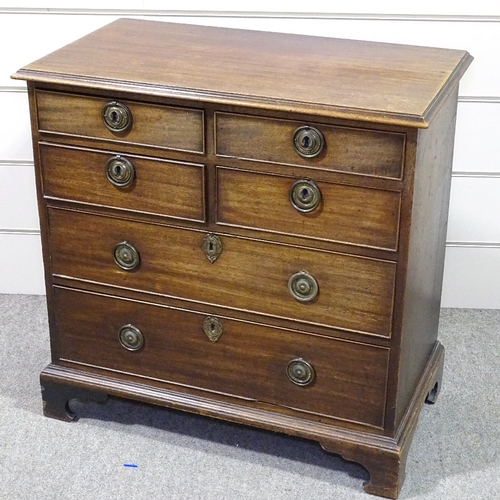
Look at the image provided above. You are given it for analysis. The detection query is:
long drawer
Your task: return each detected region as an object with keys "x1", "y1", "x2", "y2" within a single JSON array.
[
  {"x1": 47, "y1": 208, "x2": 396, "y2": 337},
  {"x1": 36, "y1": 91, "x2": 205, "y2": 153},
  {"x1": 54, "y1": 286, "x2": 390, "y2": 428},
  {"x1": 40, "y1": 144, "x2": 206, "y2": 222},
  {"x1": 216, "y1": 166, "x2": 400, "y2": 250}
]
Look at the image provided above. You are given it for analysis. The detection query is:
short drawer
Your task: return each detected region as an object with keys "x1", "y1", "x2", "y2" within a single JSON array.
[
  {"x1": 36, "y1": 91, "x2": 204, "y2": 153},
  {"x1": 54, "y1": 286, "x2": 390, "y2": 428},
  {"x1": 40, "y1": 144, "x2": 205, "y2": 222},
  {"x1": 48, "y1": 208, "x2": 396, "y2": 337},
  {"x1": 217, "y1": 167, "x2": 400, "y2": 250},
  {"x1": 215, "y1": 112, "x2": 405, "y2": 179}
]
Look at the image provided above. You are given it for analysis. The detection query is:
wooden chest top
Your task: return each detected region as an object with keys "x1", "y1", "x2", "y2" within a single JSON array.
[{"x1": 13, "y1": 18, "x2": 472, "y2": 127}]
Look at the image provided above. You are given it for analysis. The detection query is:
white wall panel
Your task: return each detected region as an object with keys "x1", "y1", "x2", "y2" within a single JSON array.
[
  {"x1": 442, "y1": 246, "x2": 500, "y2": 309},
  {"x1": 2, "y1": 2, "x2": 500, "y2": 16},
  {"x1": 0, "y1": 164, "x2": 38, "y2": 229},
  {"x1": 447, "y1": 178, "x2": 500, "y2": 243},
  {"x1": 0, "y1": 91, "x2": 33, "y2": 161},
  {"x1": 0, "y1": 1, "x2": 142, "y2": 8},
  {"x1": 454, "y1": 102, "x2": 500, "y2": 173},
  {"x1": 0, "y1": 233, "x2": 44, "y2": 294},
  {"x1": 1, "y1": 15, "x2": 118, "y2": 88}
]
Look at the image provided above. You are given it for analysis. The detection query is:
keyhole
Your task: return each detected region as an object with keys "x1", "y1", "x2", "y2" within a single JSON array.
[
  {"x1": 301, "y1": 135, "x2": 311, "y2": 149},
  {"x1": 210, "y1": 322, "x2": 216, "y2": 333},
  {"x1": 110, "y1": 110, "x2": 119, "y2": 123},
  {"x1": 300, "y1": 187, "x2": 309, "y2": 200},
  {"x1": 209, "y1": 242, "x2": 214, "y2": 252},
  {"x1": 114, "y1": 164, "x2": 122, "y2": 176}
]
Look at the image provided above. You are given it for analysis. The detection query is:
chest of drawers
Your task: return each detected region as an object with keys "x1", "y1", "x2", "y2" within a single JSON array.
[{"x1": 13, "y1": 19, "x2": 472, "y2": 498}]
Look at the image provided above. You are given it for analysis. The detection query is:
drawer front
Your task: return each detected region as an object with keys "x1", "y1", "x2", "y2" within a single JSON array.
[
  {"x1": 48, "y1": 208, "x2": 396, "y2": 337},
  {"x1": 215, "y1": 112, "x2": 405, "y2": 179},
  {"x1": 36, "y1": 91, "x2": 204, "y2": 153},
  {"x1": 40, "y1": 144, "x2": 205, "y2": 222},
  {"x1": 54, "y1": 286, "x2": 389, "y2": 427},
  {"x1": 217, "y1": 167, "x2": 400, "y2": 250}
]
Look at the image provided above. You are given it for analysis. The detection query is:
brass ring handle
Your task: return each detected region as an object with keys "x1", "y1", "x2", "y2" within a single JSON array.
[
  {"x1": 288, "y1": 271, "x2": 319, "y2": 302},
  {"x1": 105, "y1": 155, "x2": 135, "y2": 187},
  {"x1": 113, "y1": 241, "x2": 140, "y2": 271},
  {"x1": 118, "y1": 324, "x2": 144, "y2": 351},
  {"x1": 287, "y1": 358, "x2": 315, "y2": 386},
  {"x1": 102, "y1": 101, "x2": 132, "y2": 133},
  {"x1": 292, "y1": 126, "x2": 325, "y2": 158},
  {"x1": 289, "y1": 179, "x2": 322, "y2": 213}
]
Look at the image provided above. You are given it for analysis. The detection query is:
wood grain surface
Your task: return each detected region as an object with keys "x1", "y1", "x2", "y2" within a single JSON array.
[
  {"x1": 54, "y1": 286, "x2": 390, "y2": 428},
  {"x1": 215, "y1": 112, "x2": 405, "y2": 178},
  {"x1": 47, "y1": 207, "x2": 396, "y2": 337},
  {"x1": 13, "y1": 19, "x2": 472, "y2": 126},
  {"x1": 216, "y1": 166, "x2": 400, "y2": 250},
  {"x1": 40, "y1": 143, "x2": 206, "y2": 222},
  {"x1": 36, "y1": 90, "x2": 205, "y2": 153}
]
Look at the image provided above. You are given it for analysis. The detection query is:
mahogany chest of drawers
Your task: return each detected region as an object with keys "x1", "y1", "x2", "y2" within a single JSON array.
[{"x1": 13, "y1": 19, "x2": 472, "y2": 498}]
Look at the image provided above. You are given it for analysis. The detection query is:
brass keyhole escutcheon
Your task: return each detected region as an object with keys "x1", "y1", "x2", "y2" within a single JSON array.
[
  {"x1": 102, "y1": 101, "x2": 132, "y2": 133},
  {"x1": 118, "y1": 324, "x2": 144, "y2": 351},
  {"x1": 203, "y1": 316, "x2": 223, "y2": 343},
  {"x1": 113, "y1": 241, "x2": 140, "y2": 271},
  {"x1": 286, "y1": 358, "x2": 315, "y2": 386},
  {"x1": 202, "y1": 234, "x2": 222, "y2": 263},
  {"x1": 292, "y1": 126, "x2": 325, "y2": 158},
  {"x1": 105, "y1": 155, "x2": 135, "y2": 187},
  {"x1": 288, "y1": 271, "x2": 319, "y2": 302},
  {"x1": 289, "y1": 179, "x2": 322, "y2": 213}
]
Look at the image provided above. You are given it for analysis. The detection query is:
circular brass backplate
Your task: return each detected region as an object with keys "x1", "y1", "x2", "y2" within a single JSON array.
[
  {"x1": 118, "y1": 324, "x2": 144, "y2": 351},
  {"x1": 113, "y1": 241, "x2": 140, "y2": 271},
  {"x1": 292, "y1": 126, "x2": 325, "y2": 158},
  {"x1": 288, "y1": 271, "x2": 319, "y2": 302},
  {"x1": 102, "y1": 101, "x2": 132, "y2": 133},
  {"x1": 287, "y1": 358, "x2": 315, "y2": 386},
  {"x1": 289, "y1": 179, "x2": 322, "y2": 213},
  {"x1": 105, "y1": 155, "x2": 135, "y2": 187}
]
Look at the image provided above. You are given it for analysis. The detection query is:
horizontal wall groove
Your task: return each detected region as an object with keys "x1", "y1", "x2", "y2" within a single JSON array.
[
  {"x1": 459, "y1": 96, "x2": 500, "y2": 103},
  {"x1": 0, "y1": 86, "x2": 27, "y2": 93},
  {"x1": 0, "y1": 229, "x2": 497, "y2": 248},
  {"x1": 446, "y1": 242, "x2": 500, "y2": 248},
  {"x1": 3, "y1": 88, "x2": 500, "y2": 104},
  {"x1": 452, "y1": 171, "x2": 500, "y2": 178},
  {"x1": 3, "y1": 161, "x2": 500, "y2": 179},
  {"x1": 0, "y1": 160, "x2": 34, "y2": 168},
  {"x1": 1, "y1": 9, "x2": 500, "y2": 22},
  {"x1": 0, "y1": 228, "x2": 40, "y2": 236}
]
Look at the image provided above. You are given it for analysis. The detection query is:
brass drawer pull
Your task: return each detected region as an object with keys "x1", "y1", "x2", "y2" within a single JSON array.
[
  {"x1": 105, "y1": 155, "x2": 135, "y2": 187},
  {"x1": 113, "y1": 241, "x2": 140, "y2": 271},
  {"x1": 289, "y1": 179, "x2": 322, "y2": 213},
  {"x1": 118, "y1": 324, "x2": 144, "y2": 351},
  {"x1": 203, "y1": 316, "x2": 223, "y2": 343},
  {"x1": 287, "y1": 358, "x2": 315, "y2": 386},
  {"x1": 292, "y1": 125, "x2": 325, "y2": 158},
  {"x1": 102, "y1": 101, "x2": 132, "y2": 133},
  {"x1": 288, "y1": 271, "x2": 319, "y2": 302}
]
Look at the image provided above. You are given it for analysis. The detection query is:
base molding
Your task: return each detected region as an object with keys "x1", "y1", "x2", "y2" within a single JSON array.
[{"x1": 40, "y1": 341, "x2": 445, "y2": 499}]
